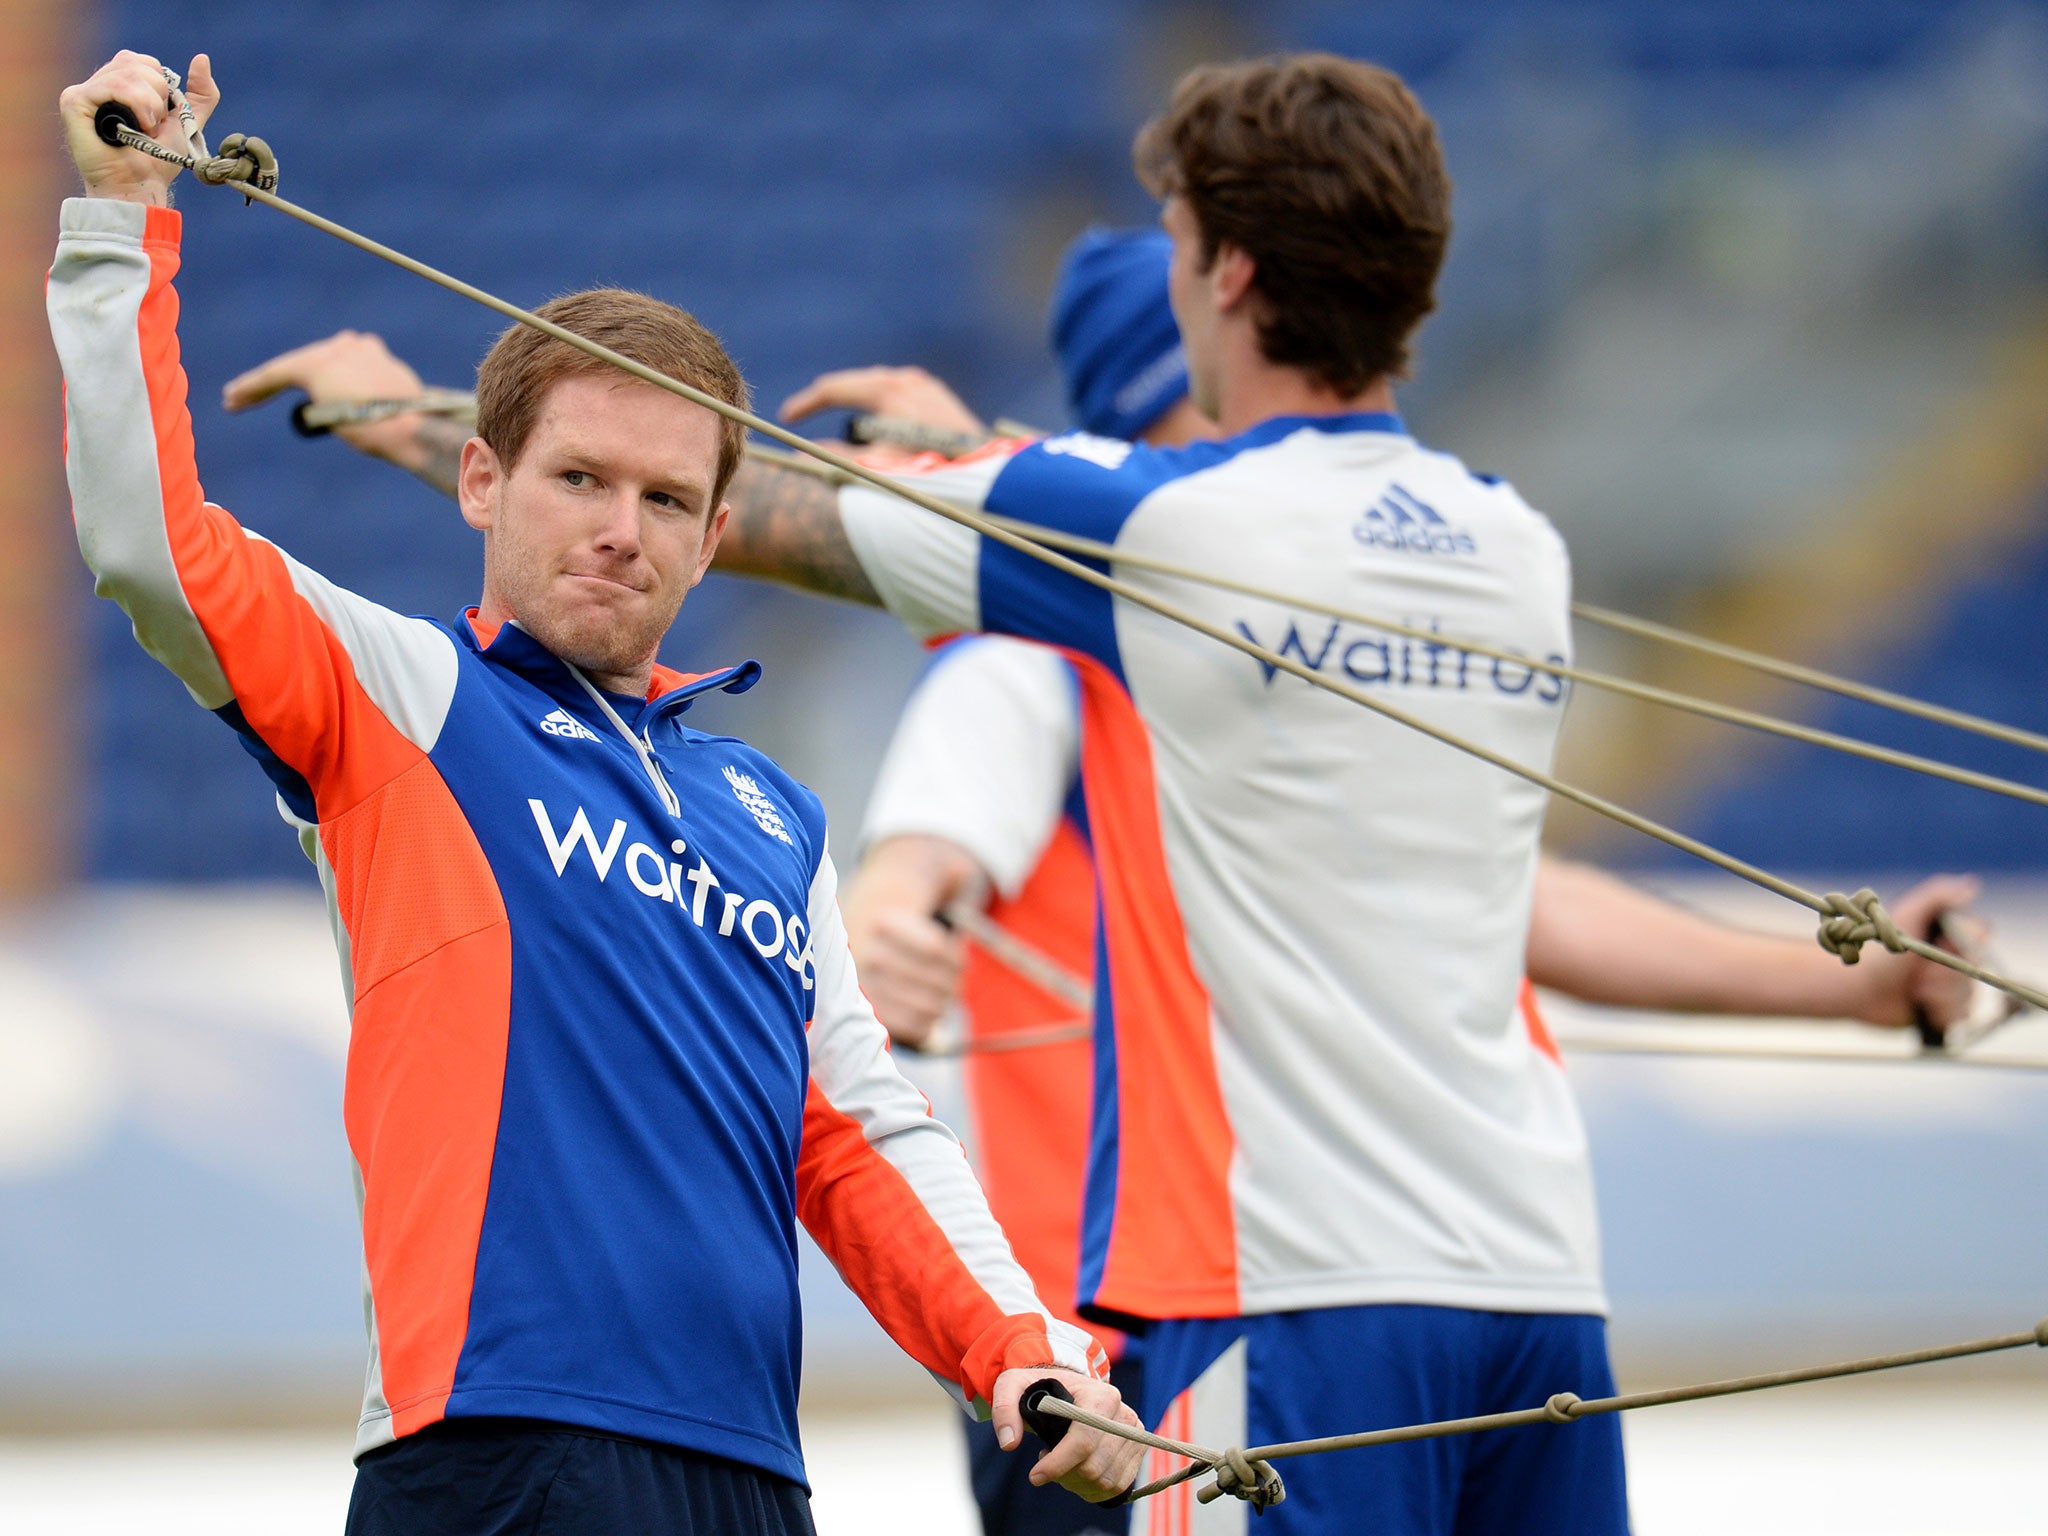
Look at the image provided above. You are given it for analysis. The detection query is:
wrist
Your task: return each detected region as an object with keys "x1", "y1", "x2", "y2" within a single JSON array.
[
  {"x1": 967, "y1": 1314, "x2": 1097, "y2": 1403},
  {"x1": 393, "y1": 415, "x2": 472, "y2": 496},
  {"x1": 1766, "y1": 941, "x2": 1876, "y2": 1021},
  {"x1": 82, "y1": 178, "x2": 170, "y2": 207},
  {"x1": 348, "y1": 414, "x2": 431, "y2": 469}
]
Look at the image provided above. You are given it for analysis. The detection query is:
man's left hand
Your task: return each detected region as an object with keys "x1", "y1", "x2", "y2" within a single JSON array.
[
  {"x1": 840, "y1": 833, "x2": 983, "y2": 1050},
  {"x1": 989, "y1": 1365, "x2": 1145, "y2": 1503},
  {"x1": 779, "y1": 365, "x2": 987, "y2": 437},
  {"x1": 59, "y1": 51, "x2": 218, "y2": 206},
  {"x1": 223, "y1": 330, "x2": 435, "y2": 465}
]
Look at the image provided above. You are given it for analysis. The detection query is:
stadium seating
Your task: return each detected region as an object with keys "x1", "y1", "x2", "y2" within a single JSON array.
[
  {"x1": 89, "y1": 0, "x2": 2048, "y2": 878},
  {"x1": 1677, "y1": 507, "x2": 2048, "y2": 872}
]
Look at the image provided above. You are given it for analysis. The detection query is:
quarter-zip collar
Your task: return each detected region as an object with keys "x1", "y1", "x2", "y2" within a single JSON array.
[
  {"x1": 566, "y1": 664, "x2": 684, "y2": 816},
  {"x1": 455, "y1": 609, "x2": 763, "y2": 814},
  {"x1": 642, "y1": 659, "x2": 764, "y2": 729},
  {"x1": 457, "y1": 608, "x2": 761, "y2": 731}
]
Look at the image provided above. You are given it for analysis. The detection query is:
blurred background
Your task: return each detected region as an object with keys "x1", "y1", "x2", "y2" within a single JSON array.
[{"x1": 4, "y1": 1, "x2": 2048, "y2": 1530}]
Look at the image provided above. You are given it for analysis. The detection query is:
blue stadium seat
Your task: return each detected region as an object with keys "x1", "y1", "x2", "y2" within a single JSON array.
[
  {"x1": 87, "y1": 0, "x2": 2048, "y2": 878},
  {"x1": 1668, "y1": 506, "x2": 2048, "y2": 873}
]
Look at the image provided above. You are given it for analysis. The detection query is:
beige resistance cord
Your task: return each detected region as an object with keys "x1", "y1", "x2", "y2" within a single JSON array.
[
  {"x1": 745, "y1": 442, "x2": 2048, "y2": 812},
  {"x1": 1018, "y1": 1318, "x2": 2048, "y2": 1509},
  {"x1": 104, "y1": 89, "x2": 2048, "y2": 1518},
  {"x1": 109, "y1": 109, "x2": 2048, "y2": 1016}
]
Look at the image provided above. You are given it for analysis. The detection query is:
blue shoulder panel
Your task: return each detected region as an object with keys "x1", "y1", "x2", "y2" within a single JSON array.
[
  {"x1": 979, "y1": 415, "x2": 1408, "y2": 679},
  {"x1": 216, "y1": 699, "x2": 316, "y2": 825},
  {"x1": 979, "y1": 438, "x2": 1170, "y2": 679}
]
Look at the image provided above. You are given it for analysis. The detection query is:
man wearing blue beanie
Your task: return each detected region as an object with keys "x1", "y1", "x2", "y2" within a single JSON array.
[
  {"x1": 839, "y1": 232, "x2": 1221, "y2": 1536},
  {"x1": 1049, "y1": 229, "x2": 1202, "y2": 446}
]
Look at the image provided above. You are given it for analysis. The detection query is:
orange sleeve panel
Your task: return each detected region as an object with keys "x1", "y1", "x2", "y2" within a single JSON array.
[
  {"x1": 126, "y1": 209, "x2": 427, "y2": 815},
  {"x1": 53, "y1": 200, "x2": 514, "y2": 1443},
  {"x1": 1066, "y1": 652, "x2": 1241, "y2": 1319},
  {"x1": 797, "y1": 1081, "x2": 1064, "y2": 1403}
]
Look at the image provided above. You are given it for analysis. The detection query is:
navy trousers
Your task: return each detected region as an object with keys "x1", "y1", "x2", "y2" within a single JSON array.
[
  {"x1": 345, "y1": 1417, "x2": 816, "y2": 1536},
  {"x1": 1139, "y1": 1306, "x2": 1629, "y2": 1536}
]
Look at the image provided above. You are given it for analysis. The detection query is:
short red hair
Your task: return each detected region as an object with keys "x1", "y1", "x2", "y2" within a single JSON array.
[{"x1": 475, "y1": 288, "x2": 750, "y2": 502}]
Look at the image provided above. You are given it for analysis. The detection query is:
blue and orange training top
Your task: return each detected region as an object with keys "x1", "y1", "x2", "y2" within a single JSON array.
[{"x1": 48, "y1": 198, "x2": 1105, "y2": 1485}]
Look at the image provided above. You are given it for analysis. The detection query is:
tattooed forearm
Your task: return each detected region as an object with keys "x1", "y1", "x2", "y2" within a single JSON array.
[
  {"x1": 716, "y1": 458, "x2": 881, "y2": 606},
  {"x1": 408, "y1": 415, "x2": 471, "y2": 500}
]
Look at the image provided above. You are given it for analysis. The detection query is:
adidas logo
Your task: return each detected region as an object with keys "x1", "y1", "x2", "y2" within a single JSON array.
[
  {"x1": 1041, "y1": 432, "x2": 1133, "y2": 471},
  {"x1": 1352, "y1": 483, "x2": 1476, "y2": 557},
  {"x1": 725, "y1": 765, "x2": 794, "y2": 845},
  {"x1": 539, "y1": 708, "x2": 601, "y2": 743}
]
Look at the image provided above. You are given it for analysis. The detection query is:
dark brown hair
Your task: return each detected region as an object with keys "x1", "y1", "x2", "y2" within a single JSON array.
[
  {"x1": 1134, "y1": 53, "x2": 1452, "y2": 393},
  {"x1": 475, "y1": 289, "x2": 750, "y2": 504}
]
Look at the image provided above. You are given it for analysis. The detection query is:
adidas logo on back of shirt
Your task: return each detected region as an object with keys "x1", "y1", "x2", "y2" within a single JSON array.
[
  {"x1": 539, "y1": 708, "x2": 601, "y2": 743},
  {"x1": 1353, "y1": 483, "x2": 1477, "y2": 557}
]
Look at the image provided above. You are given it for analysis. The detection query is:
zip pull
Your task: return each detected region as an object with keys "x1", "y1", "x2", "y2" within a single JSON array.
[
  {"x1": 639, "y1": 726, "x2": 684, "y2": 819},
  {"x1": 567, "y1": 666, "x2": 682, "y2": 818}
]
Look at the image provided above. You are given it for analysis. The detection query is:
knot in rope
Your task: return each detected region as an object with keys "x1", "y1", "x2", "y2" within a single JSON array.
[
  {"x1": 193, "y1": 133, "x2": 279, "y2": 196},
  {"x1": 1816, "y1": 888, "x2": 1906, "y2": 966},
  {"x1": 1197, "y1": 1448, "x2": 1286, "y2": 1511},
  {"x1": 1543, "y1": 1392, "x2": 1583, "y2": 1422}
]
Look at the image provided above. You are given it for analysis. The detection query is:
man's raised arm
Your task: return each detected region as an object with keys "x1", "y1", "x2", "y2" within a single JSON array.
[
  {"x1": 1527, "y1": 861, "x2": 1980, "y2": 1032},
  {"x1": 220, "y1": 332, "x2": 889, "y2": 605},
  {"x1": 52, "y1": 51, "x2": 464, "y2": 819},
  {"x1": 716, "y1": 362, "x2": 998, "y2": 605}
]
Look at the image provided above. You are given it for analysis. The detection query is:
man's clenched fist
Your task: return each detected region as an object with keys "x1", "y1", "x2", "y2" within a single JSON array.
[{"x1": 60, "y1": 51, "x2": 218, "y2": 205}]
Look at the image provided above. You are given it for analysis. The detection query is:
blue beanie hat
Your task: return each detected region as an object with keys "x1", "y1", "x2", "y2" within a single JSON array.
[{"x1": 1049, "y1": 227, "x2": 1190, "y2": 440}]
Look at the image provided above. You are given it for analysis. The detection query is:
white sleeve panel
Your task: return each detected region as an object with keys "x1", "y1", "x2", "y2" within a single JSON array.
[
  {"x1": 838, "y1": 453, "x2": 1015, "y2": 639},
  {"x1": 801, "y1": 849, "x2": 1098, "y2": 1409},
  {"x1": 50, "y1": 198, "x2": 232, "y2": 708},
  {"x1": 49, "y1": 199, "x2": 459, "y2": 765},
  {"x1": 860, "y1": 638, "x2": 1080, "y2": 899},
  {"x1": 268, "y1": 542, "x2": 459, "y2": 753}
]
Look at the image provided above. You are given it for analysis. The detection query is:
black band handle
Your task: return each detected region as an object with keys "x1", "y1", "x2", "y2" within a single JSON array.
[
  {"x1": 1911, "y1": 912, "x2": 1951, "y2": 1050},
  {"x1": 1019, "y1": 1377, "x2": 1076, "y2": 1448},
  {"x1": 95, "y1": 100, "x2": 142, "y2": 148},
  {"x1": 289, "y1": 400, "x2": 331, "y2": 438},
  {"x1": 1018, "y1": 1376, "x2": 1139, "y2": 1509}
]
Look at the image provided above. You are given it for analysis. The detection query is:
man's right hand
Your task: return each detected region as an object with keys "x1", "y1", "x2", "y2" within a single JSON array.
[
  {"x1": 60, "y1": 51, "x2": 219, "y2": 207},
  {"x1": 224, "y1": 331, "x2": 452, "y2": 473},
  {"x1": 1838, "y1": 873, "x2": 1983, "y2": 1032}
]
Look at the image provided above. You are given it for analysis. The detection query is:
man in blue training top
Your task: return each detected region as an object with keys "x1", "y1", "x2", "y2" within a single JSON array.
[{"x1": 52, "y1": 47, "x2": 1141, "y2": 1536}]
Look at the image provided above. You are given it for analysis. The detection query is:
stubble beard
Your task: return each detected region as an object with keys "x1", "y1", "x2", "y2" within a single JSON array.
[
  {"x1": 534, "y1": 604, "x2": 659, "y2": 682},
  {"x1": 493, "y1": 552, "x2": 678, "y2": 687}
]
